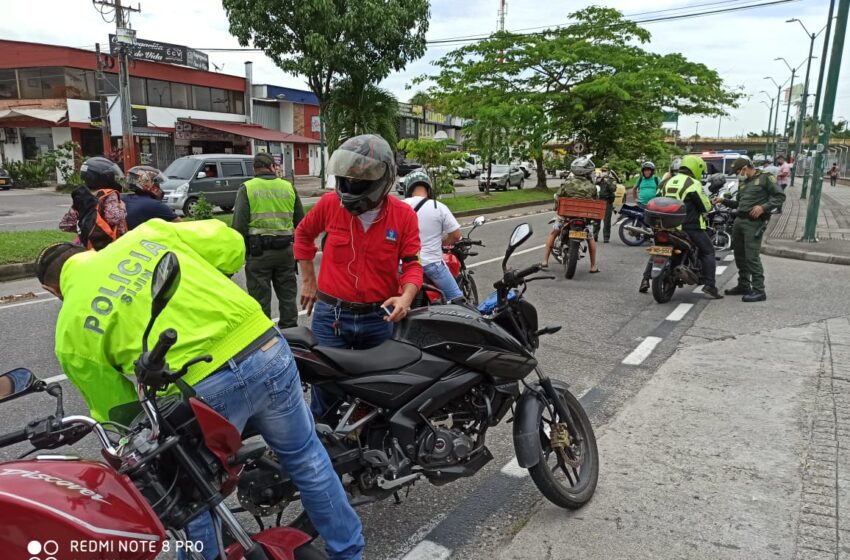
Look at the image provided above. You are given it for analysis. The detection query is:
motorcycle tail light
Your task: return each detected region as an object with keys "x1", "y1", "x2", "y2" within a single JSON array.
[
  {"x1": 656, "y1": 232, "x2": 670, "y2": 243},
  {"x1": 574, "y1": 220, "x2": 585, "y2": 227}
]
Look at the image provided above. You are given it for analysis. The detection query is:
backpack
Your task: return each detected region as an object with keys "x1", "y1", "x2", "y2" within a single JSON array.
[{"x1": 70, "y1": 187, "x2": 128, "y2": 250}]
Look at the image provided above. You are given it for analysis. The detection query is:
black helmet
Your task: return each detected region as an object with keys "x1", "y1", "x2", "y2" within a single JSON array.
[
  {"x1": 641, "y1": 161, "x2": 656, "y2": 172},
  {"x1": 329, "y1": 135, "x2": 396, "y2": 215},
  {"x1": 80, "y1": 156, "x2": 124, "y2": 190}
]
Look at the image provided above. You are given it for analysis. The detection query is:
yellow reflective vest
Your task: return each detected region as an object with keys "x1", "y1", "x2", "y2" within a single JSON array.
[{"x1": 245, "y1": 177, "x2": 296, "y2": 235}]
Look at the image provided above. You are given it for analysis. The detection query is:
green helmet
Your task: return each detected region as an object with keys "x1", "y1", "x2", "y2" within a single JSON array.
[
  {"x1": 402, "y1": 169, "x2": 432, "y2": 198},
  {"x1": 679, "y1": 155, "x2": 706, "y2": 179}
]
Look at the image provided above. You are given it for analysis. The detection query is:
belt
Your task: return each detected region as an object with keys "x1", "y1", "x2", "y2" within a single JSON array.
[
  {"x1": 317, "y1": 291, "x2": 384, "y2": 314},
  {"x1": 211, "y1": 326, "x2": 279, "y2": 375}
]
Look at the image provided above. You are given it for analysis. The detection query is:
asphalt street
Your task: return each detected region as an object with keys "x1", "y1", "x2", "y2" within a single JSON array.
[{"x1": 0, "y1": 205, "x2": 738, "y2": 559}]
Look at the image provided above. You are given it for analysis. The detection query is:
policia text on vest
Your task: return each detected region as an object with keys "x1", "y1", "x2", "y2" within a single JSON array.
[{"x1": 232, "y1": 168, "x2": 305, "y2": 329}]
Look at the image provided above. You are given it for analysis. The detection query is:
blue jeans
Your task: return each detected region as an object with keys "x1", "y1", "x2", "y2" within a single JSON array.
[
  {"x1": 186, "y1": 334, "x2": 364, "y2": 560},
  {"x1": 423, "y1": 260, "x2": 463, "y2": 301},
  {"x1": 309, "y1": 300, "x2": 393, "y2": 417}
]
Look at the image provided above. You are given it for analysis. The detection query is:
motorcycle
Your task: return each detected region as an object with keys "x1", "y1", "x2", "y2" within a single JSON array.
[
  {"x1": 436, "y1": 215, "x2": 486, "y2": 305},
  {"x1": 0, "y1": 253, "x2": 321, "y2": 560},
  {"x1": 706, "y1": 204, "x2": 735, "y2": 252},
  {"x1": 643, "y1": 197, "x2": 703, "y2": 304},
  {"x1": 616, "y1": 202, "x2": 652, "y2": 246},
  {"x1": 265, "y1": 223, "x2": 598, "y2": 527},
  {"x1": 550, "y1": 197, "x2": 607, "y2": 279}
]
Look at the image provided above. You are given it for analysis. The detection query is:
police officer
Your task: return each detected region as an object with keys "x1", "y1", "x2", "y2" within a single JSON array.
[
  {"x1": 715, "y1": 156, "x2": 785, "y2": 302},
  {"x1": 655, "y1": 154, "x2": 722, "y2": 299},
  {"x1": 597, "y1": 163, "x2": 617, "y2": 242},
  {"x1": 232, "y1": 152, "x2": 304, "y2": 328}
]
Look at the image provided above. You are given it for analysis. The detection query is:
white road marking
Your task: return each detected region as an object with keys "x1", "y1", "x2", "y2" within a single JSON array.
[
  {"x1": 692, "y1": 284, "x2": 705, "y2": 293},
  {"x1": 665, "y1": 303, "x2": 693, "y2": 322},
  {"x1": 716, "y1": 265, "x2": 727, "y2": 275},
  {"x1": 401, "y1": 540, "x2": 452, "y2": 560},
  {"x1": 724, "y1": 254, "x2": 735, "y2": 262},
  {"x1": 0, "y1": 297, "x2": 59, "y2": 311},
  {"x1": 500, "y1": 457, "x2": 529, "y2": 478},
  {"x1": 622, "y1": 336, "x2": 663, "y2": 365},
  {"x1": 467, "y1": 244, "x2": 546, "y2": 269}
]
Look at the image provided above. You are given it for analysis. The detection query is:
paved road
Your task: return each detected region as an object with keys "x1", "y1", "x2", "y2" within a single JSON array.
[{"x1": 0, "y1": 205, "x2": 725, "y2": 559}]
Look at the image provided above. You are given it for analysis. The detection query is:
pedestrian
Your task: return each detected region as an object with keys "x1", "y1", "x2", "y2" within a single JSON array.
[
  {"x1": 632, "y1": 161, "x2": 660, "y2": 206},
  {"x1": 58, "y1": 156, "x2": 127, "y2": 249},
  {"x1": 661, "y1": 157, "x2": 681, "y2": 182},
  {"x1": 123, "y1": 165, "x2": 180, "y2": 229},
  {"x1": 715, "y1": 156, "x2": 786, "y2": 302},
  {"x1": 597, "y1": 163, "x2": 617, "y2": 242},
  {"x1": 35, "y1": 220, "x2": 365, "y2": 559},
  {"x1": 652, "y1": 155, "x2": 722, "y2": 299},
  {"x1": 776, "y1": 155, "x2": 791, "y2": 191},
  {"x1": 232, "y1": 152, "x2": 304, "y2": 329},
  {"x1": 829, "y1": 163, "x2": 839, "y2": 187},
  {"x1": 294, "y1": 134, "x2": 422, "y2": 417},
  {"x1": 402, "y1": 169, "x2": 463, "y2": 301}
]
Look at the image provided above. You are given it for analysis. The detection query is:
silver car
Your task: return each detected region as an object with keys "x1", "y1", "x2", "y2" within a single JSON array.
[{"x1": 478, "y1": 164, "x2": 525, "y2": 191}]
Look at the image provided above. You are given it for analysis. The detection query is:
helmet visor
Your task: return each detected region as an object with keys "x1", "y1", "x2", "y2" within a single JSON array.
[{"x1": 328, "y1": 149, "x2": 387, "y2": 181}]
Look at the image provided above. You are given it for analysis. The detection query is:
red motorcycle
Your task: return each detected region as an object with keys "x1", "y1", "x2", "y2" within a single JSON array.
[
  {"x1": 0, "y1": 252, "x2": 322, "y2": 560},
  {"x1": 425, "y1": 215, "x2": 486, "y2": 305}
]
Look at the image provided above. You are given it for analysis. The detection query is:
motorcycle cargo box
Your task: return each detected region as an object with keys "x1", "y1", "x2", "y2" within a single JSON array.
[
  {"x1": 557, "y1": 197, "x2": 606, "y2": 220},
  {"x1": 645, "y1": 197, "x2": 687, "y2": 228}
]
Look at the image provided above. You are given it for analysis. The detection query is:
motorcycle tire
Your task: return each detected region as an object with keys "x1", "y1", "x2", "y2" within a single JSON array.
[
  {"x1": 460, "y1": 273, "x2": 479, "y2": 306},
  {"x1": 651, "y1": 270, "x2": 676, "y2": 303},
  {"x1": 712, "y1": 230, "x2": 731, "y2": 251},
  {"x1": 618, "y1": 218, "x2": 649, "y2": 247},
  {"x1": 295, "y1": 543, "x2": 327, "y2": 560},
  {"x1": 565, "y1": 240, "x2": 580, "y2": 279},
  {"x1": 528, "y1": 386, "x2": 599, "y2": 509}
]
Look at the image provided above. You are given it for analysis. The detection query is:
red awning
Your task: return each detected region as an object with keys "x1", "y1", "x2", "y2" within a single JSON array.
[{"x1": 180, "y1": 119, "x2": 319, "y2": 144}]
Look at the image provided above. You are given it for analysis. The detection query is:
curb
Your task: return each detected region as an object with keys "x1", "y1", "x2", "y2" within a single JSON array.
[
  {"x1": 762, "y1": 241, "x2": 850, "y2": 266},
  {"x1": 452, "y1": 199, "x2": 551, "y2": 218},
  {"x1": 0, "y1": 262, "x2": 37, "y2": 282}
]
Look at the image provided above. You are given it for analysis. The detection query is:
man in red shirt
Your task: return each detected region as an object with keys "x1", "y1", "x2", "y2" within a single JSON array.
[{"x1": 294, "y1": 134, "x2": 423, "y2": 416}]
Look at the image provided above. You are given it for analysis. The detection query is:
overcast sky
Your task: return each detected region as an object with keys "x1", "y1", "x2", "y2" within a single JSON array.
[{"x1": 1, "y1": 0, "x2": 847, "y2": 139}]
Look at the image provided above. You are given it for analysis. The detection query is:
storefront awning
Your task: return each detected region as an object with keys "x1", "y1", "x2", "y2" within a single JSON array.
[
  {"x1": 0, "y1": 108, "x2": 67, "y2": 126},
  {"x1": 180, "y1": 119, "x2": 320, "y2": 145}
]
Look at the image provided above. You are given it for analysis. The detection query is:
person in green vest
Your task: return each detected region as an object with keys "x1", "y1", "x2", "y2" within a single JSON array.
[{"x1": 232, "y1": 152, "x2": 305, "y2": 328}]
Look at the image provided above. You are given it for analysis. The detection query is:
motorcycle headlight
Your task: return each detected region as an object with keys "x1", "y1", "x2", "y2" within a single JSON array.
[{"x1": 174, "y1": 182, "x2": 189, "y2": 195}]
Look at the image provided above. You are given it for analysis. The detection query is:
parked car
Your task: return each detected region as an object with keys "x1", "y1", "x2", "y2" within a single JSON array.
[
  {"x1": 478, "y1": 164, "x2": 525, "y2": 191},
  {"x1": 397, "y1": 159, "x2": 423, "y2": 177},
  {"x1": 0, "y1": 167, "x2": 12, "y2": 190},
  {"x1": 516, "y1": 161, "x2": 533, "y2": 178},
  {"x1": 160, "y1": 154, "x2": 255, "y2": 216}
]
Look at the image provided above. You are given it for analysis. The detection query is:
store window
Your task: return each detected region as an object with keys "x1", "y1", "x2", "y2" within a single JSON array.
[
  {"x1": 210, "y1": 88, "x2": 230, "y2": 113},
  {"x1": 18, "y1": 67, "x2": 66, "y2": 98},
  {"x1": 230, "y1": 91, "x2": 245, "y2": 114},
  {"x1": 99, "y1": 73, "x2": 119, "y2": 96},
  {"x1": 0, "y1": 70, "x2": 17, "y2": 99},
  {"x1": 171, "y1": 83, "x2": 190, "y2": 109},
  {"x1": 21, "y1": 128, "x2": 54, "y2": 159},
  {"x1": 130, "y1": 77, "x2": 147, "y2": 105},
  {"x1": 146, "y1": 79, "x2": 172, "y2": 107},
  {"x1": 192, "y1": 86, "x2": 211, "y2": 111},
  {"x1": 64, "y1": 69, "x2": 96, "y2": 99},
  {"x1": 220, "y1": 161, "x2": 244, "y2": 177}
]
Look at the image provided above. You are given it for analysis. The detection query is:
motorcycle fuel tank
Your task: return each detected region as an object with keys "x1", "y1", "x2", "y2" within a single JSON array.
[
  {"x1": 0, "y1": 458, "x2": 166, "y2": 559},
  {"x1": 395, "y1": 304, "x2": 537, "y2": 379}
]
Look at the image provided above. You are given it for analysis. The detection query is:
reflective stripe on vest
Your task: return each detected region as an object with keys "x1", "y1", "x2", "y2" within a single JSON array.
[
  {"x1": 246, "y1": 177, "x2": 296, "y2": 235},
  {"x1": 663, "y1": 175, "x2": 706, "y2": 229}
]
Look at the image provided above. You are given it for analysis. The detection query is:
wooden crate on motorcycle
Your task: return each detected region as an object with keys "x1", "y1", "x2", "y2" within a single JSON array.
[
  {"x1": 644, "y1": 197, "x2": 687, "y2": 229},
  {"x1": 557, "y1": 198, "x2": 606, "y2": 220}
]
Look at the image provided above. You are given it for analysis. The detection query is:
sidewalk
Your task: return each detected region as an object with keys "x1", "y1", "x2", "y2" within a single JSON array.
[
  {"x1": 763, "y1": 181, "x2": 850, "y2": 265},
  {"x1": 498, "y1": 313, "x2": 850, "y2": 560}
]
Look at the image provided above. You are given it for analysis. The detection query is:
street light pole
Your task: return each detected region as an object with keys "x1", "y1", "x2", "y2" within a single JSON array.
[
  {"x1": 775, "y1": 58, "x2": 796, "y2": 146},
  {"x1": 788, "y1": 18, "x2": 822, "y2": 187},
  {"x1": 764, "y1": 77, "x2": 783, "y2": 159},
  {"x1": 802, "y1": 0, "x2": 848, "y2": 242},
  {"x1": 761, "y1": 99, "x2": 774, "y2": 156}
]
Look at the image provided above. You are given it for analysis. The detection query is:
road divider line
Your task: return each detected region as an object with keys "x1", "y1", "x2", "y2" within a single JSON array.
[
  {"x1": 468, "y1": 244, "x2": 546, "y2": 269},
  {"x1": 500, "y1": 457, "x2": 529, "y2": 479},
  {"x1": 0, "y1": 297, "x2": 59, "y2": 311},
  {"x1": 622, "y1": 336, "x2": 663, "y2": 365},
  {"x1": 665, "y1": 303, "x2": 693, "y2": 322},
  {"x1": 724, "y1": 254, "x2": 735, "y2": 261},
  {"x1": 400, "y1": 540, "x2": 452, "y2": 560},
  {"x1": 692, "y1": 284, "x2": 704, "y2": 294},
  {"x1": 716, "y1": 265, "x2": 727, "y2": 275}
]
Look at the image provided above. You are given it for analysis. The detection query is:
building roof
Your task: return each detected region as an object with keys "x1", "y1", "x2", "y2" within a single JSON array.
[
  {"x1": 258, "y1": 85, "x2": 320, "y2": 106},
  {"x1": 180, "y1": 119, "x2": 319, "y2": 144}
]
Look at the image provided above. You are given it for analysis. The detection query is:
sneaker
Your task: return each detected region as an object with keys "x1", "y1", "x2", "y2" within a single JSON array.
[
  {"x1": 639, "y1": 279, "x2": 649, "y2": 293},
  {"x1": 702, "y1": 285, "x2": 724, "y2": 299},
  {"x1": 742, "y1": 291, "x2": 767, "y2": 302},
  {"x1": 724, "y1": 285, "x2": 750, "y2": 296}
]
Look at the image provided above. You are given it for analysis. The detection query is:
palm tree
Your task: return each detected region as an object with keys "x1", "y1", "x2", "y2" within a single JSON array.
[{"x1": 324, "y1": 78, "x2": 399, "y2": 153}]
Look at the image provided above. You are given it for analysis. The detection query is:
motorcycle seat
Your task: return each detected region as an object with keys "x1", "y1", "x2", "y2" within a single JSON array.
[
  {"x1": 281, "y1": 326, "x2": 318, "y2": 349},
  {"x1": 313, "y1": 340, "x2": 422, "y2": 376}
]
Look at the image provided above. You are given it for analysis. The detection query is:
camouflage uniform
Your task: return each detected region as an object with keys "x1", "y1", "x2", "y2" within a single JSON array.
[{"x1": 557, "y1": 175, "x2": 599, "y2": 239}]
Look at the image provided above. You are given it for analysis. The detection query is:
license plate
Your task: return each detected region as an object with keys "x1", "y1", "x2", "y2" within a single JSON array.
[
  {"x1": 647, "y1": 245, "x2": 673, "y2": 256},
  {"x1": 0, "y1": 179, "x2": 7, "y2": 185},
  {"x1": 568, "y1": 230, "x2": 587, "y2": 239}
]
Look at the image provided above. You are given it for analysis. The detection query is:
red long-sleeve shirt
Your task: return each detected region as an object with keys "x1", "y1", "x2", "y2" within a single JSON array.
[{"x1": 294, "y1": 193, "x2": 423, "y2": 303}]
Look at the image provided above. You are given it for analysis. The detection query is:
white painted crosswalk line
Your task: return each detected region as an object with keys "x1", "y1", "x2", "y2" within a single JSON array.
[
  {"x1": 622, "y1": 336, "x2": 663, "y2": 365},
  {"x1": 724, "y1": 254, "x2": 735, "y2": 262},
  {"x1": 500, "y1": 456, "x2": 530, "y2": 478},
  {"x1": 402, "y1": 540, "x2": 452, "y2": 560},
  {"x1": 692, "y1": 284, "x2": 705, "y2": 293},
  {"x1": 665, "y1": 303, "x2": 693, "y2": 322},
  {"x1": 716, "y1": 265, "x2": 727, "y2": 275}
]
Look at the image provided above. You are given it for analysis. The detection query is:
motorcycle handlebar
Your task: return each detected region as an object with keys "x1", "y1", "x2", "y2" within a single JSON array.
[
  {"x1": 0, "y1": 428, "x2": 28, "y2": 448},
  {"x1": 146, "y1": 329, "x2": 177, "y2": 368},
  {"x1": 516, "y1": 264, "x2": 542, "y2": 279}
]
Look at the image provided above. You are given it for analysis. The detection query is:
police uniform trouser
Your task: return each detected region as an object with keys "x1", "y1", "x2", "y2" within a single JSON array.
[
  {"x1": 731, "y1": 218, "x2": 765, "y2": 293},
  {"x1": 246, "y1": 246, "x2": 298, "y2": 328},
  {"x1": 602, "y1": 199, "x2": 615, "y2": 241},
  {"x1": 685, "y1": 228, "x2": 716, "y2": 288}
]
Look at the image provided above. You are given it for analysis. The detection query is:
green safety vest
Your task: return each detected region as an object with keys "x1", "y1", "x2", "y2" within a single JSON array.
[
  {"x1": 246, "y1": 177, "x2": 296, "y2": 236},
  {"x1": 659, "y1": 174, "x2": 710, "y2": 229}
]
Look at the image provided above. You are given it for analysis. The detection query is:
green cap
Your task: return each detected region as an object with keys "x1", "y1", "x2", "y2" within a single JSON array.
[
  {"x1": 730, "y1": 157, "x2": 752, "y2": 173},
  {"x1": 254, "y1": 152, "x2": 276, "y2": 169}
]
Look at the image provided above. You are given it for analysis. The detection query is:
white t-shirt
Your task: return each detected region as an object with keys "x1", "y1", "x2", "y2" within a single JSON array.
[{"x1": 404, "y1": 196, "x2": 461, "y2": 265}]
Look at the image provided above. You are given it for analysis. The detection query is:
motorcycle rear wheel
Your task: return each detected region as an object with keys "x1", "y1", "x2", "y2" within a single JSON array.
[
  {"x1": 651, "y1": 270, "x2": 676, "y2": 303},
  {"x1": 565, "y1": 240, "x2": 580, "y2": 279},
  {"x1": 618, "y1": 218, "x2": 649, "y2": 246},
  {"x1": 528, "y1": 387, "x2": 599, "y2": 509}
]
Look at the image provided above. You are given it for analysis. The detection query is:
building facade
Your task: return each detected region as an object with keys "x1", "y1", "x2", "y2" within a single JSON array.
[
  {"x1": 251, "y1": 84, "x2": 323, "y2": 176},
  {"x1": 397, "y1": 102, "x2": 464, "y2": 144}
]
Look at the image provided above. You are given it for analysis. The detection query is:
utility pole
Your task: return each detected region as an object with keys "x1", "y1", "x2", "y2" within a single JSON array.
[
  {"x1": 94, "y1": 0, "x2": 140, "y2": 171},
  {"x1": 498, "y1": 0, "x2": 506, "y2": 32},
  {"x1": 802, "y1": 0, "x2": 847, "y2": 241},
  {"x1": 761, "y1": 99, "x2": 774, "y2": 156},
  {"x1": 94, "y1": 43, "x2": 112, "y2": 156},
  {"x1": 788, "y1": 17, "x2": 823, "y2": 187},
  {"x1": 801, "y1": 0, "x2": 836, "y2": 199}
]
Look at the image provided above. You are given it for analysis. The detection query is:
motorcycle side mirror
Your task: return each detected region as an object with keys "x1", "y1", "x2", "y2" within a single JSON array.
[
  {"x1": 473, "y1": 216, "x2": 486, "y2": 227},
  {"x1": 502, "y1": 223, "x2": 532, "y2": 272},
  {"x1": 0, "y1": 368, "x2": 41, "y2": 404},
  {"x1": 143, "y1": 252, "x2": 181, "y2": 351}
]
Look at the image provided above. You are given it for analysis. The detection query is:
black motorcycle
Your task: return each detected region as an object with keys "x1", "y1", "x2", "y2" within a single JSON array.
[
  {"x1": 706, "y1": 204, "x2": 735, "y2": 251},
  {"x1": 254, "y1": 224, "x2": 598, "y2": 528},
  {"x1": 643, "y1": 198, "x2": 703, "y2": 303},
  {"x1": 616, "y1": 203, "x2": 652, "y2": 246}
]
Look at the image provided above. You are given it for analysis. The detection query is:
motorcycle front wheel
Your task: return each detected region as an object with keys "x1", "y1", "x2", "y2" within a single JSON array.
[
  {"x1": 712, "y1": 229, "x2": 731, "y2": 251},
  {"x1": 651, "y1": 270, "x2": 676, "y2": 303},
  {"x1": 565, "y1": 239, "x2": 580, "y2": 279},
  {"x1": 618, "y1": 218, "x2": 650, "y2": 246},
  {"x1": 528, "y1": 386, "x2": 599, "y2": 509},
  {"x1": 459, "y1": 272, "x2": 479, "y2": 305}
]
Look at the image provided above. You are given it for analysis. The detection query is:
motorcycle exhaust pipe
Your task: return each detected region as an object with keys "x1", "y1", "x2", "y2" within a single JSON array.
[{"x1": 624, "y1": 225, "x2": 652, "y2": 237}]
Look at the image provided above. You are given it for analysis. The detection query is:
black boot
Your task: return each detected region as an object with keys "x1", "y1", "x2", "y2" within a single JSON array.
[
  {"x1": 742, "y1": 291, "x2": 767, "y2": 302},
  {"x1": 724, "y1": 285, "x2": 750, "y2": 296}
]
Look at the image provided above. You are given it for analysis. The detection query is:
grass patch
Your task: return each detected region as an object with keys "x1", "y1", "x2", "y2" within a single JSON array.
[
  {"x1": 440, "y1": 188, "x2": 555, "y2": 214},
  {"x1": 0, "y1": 230, "x2": 75, "y2": 265}
]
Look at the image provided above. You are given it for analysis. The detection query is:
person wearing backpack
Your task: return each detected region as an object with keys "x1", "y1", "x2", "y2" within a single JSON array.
[
  {"x1": 58, "y1": 157, "x2": 128, "y2": 250},
  {"x1": 123, "y1": 165, "x2": 180, "y2": 229},
  {"x1": 633, "y1": 161, "x2": 660, "y2": 206},
  {"x1": 596, "y1": 163, "x2": 617, "y2": 242}
]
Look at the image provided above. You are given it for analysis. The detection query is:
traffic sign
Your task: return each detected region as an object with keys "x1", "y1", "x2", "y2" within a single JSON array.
[
  {"x1": 816, "y1": 143, "x2": 825, "y2": 153},
  {"x1": 572, "y1": 141, "x2": 586, "y2": 155}
]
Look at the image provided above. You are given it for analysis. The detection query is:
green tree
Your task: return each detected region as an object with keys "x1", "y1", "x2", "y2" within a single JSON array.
[
  {"x1": 397, "y1": 138, "x2": 463, "y2": 196},
  {"x1": 324, "y1": 79, "x2": 399, "y2": 152},
  {"x1": 423, "y1": 6, "x2": 740, "y2": 191},
  {"x1": 408, "y1": 90, "x2": 432, "y2": 107}
]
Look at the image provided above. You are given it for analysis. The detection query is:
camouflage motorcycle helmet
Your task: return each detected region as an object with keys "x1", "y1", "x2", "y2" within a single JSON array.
[
  {"x1": 570, "y1": 156, "x2": 596, "y2": 178},
  {"x1": 402, "y1": 169, "x2": 432, "y2": 198},
  {"x1": 126, "y1": 165, "x2": 167, "y2": 200},
  {"x1": 328, "y1": 134, "x2": 396, "y2": 216}
]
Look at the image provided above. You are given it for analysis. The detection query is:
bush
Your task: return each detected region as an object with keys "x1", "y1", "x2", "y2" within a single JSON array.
[
  {"x1": 5, "y1": 159, "x2": 53, "y2": 188},
  {"x1": 192, "y1": 194, "x2": 215, "y2": 220},
  {"x1": 5, "y1": 141, "x2": 83, "y2": 188}
]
